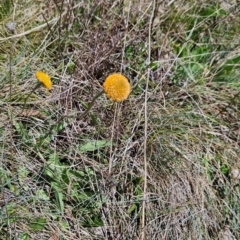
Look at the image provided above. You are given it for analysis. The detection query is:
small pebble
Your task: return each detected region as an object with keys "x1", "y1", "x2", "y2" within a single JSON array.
[{"x1": 6, "y1": 21, "x2": 16, "y2": 33}]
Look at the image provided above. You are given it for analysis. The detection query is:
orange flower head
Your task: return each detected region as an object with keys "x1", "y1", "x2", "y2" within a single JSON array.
[
  {"x1": 35, "y1": 71, "x2": 52, "y2": 90},
  {"x1": 103, "y1": 73, "x2": 131, "y2": 102}
]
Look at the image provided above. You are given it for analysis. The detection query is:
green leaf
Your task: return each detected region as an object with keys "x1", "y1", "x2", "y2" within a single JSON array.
[
  {"x1": 90, "y1": 114, "x2": 98, "y2": 126},
  {"x1": 6, "y1": 203, "x2": 16, "y2": 214},
  {"x1": 17, "y1": 166, "x2": 30, "y2": 191},
  {"x1": 51, "y1": 181, "x2": 64, "y2": 213},
  {"x1": 43, "y1": 153, "x2": 66, "y2": 213},
  {"x1": 200, "y1": 6, "x2": 227, "y2": 18},
  {"x1": 79, "y1": 140, "x2": 111, "y2": 153},
  {"x1": 55, "y1": 121, "x2": 68, "y2": 133},
  {"x1": 136, "y1": 185, "x2": 142, "y2": 197},
  {"x1": 67, "y1": 61, "x2": 75, "y2": 73},
  {"x1": 127, "y1": 203, "x2": 137, "y2": 214},
  {"x1": 220, "y1": 164, "x2": 230, "y2": 175},
  {"x1": 54, "y1": 189, "x2": 64, "y2": 213},
  {"x1": 214, "y1": 56, "x2": 240, "y2": 82},
  {"x1": 62, "y1": 168, "x2": 70, "y2": 185},
  {"x1": 28, "y1": 217, "x2": 47, "y2": 232},
  {"x1": 13, "y1": 120, "x2": 28, "y2": 141},
  {"x1": 35, "y1": 189, "x2": 50, "y2": 201},
  {"x1": 18, "y1": 233, "x2": 29, "y2": 240},
  {"x1": 44, "y1": 153, "x2": 65, "y2": 180},
  {"x1": 59, "y1": 220, "x2": 70, "y2": 229}
]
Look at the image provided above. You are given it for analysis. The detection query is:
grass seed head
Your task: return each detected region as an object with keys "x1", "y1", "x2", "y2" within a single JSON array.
[{"x1": 103, "y1": 73, "x2": 131, "y2": 102}]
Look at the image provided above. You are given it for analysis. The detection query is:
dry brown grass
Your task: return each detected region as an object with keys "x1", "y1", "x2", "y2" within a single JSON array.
[{"x1": 0, "y1": 0, "x2": 240, "y2": 239}]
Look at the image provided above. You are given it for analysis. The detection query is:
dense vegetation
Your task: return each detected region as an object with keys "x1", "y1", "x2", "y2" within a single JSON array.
[{"x1": 0, "y1": 0, "x2": 239, "y2": 239}]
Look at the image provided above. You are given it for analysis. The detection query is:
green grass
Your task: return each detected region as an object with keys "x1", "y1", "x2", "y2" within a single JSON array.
[{"x1": 0, "y1": 0, "x2": 240, "y2": 239}]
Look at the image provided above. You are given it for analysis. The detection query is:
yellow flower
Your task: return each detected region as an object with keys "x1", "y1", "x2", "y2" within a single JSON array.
[
  {"x1": 35, "y1": 71, "x2": 52, "y2": 90},
  {"x1": 103, "y1": 73, "x2": 131, "y2": 102}
]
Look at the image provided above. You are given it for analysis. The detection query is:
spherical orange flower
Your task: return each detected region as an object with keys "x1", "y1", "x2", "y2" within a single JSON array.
[
  {"x1": 103, "y1": 73, "x2": 131, "y2": 102},
  {"x1": 35, "y1": 71, "x2": 52, "y2": 90}
]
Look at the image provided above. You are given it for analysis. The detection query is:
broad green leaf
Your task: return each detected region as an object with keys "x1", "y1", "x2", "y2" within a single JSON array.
[
  {"x1": 79, "y1": 140, "x2": 111, "y2": 153},
  {"x1": 44, "y1": 153, "x2": 65, "y2": 180},
  {"x1": 28, "y1": 217, "x2": 46, "y2": 232}
]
